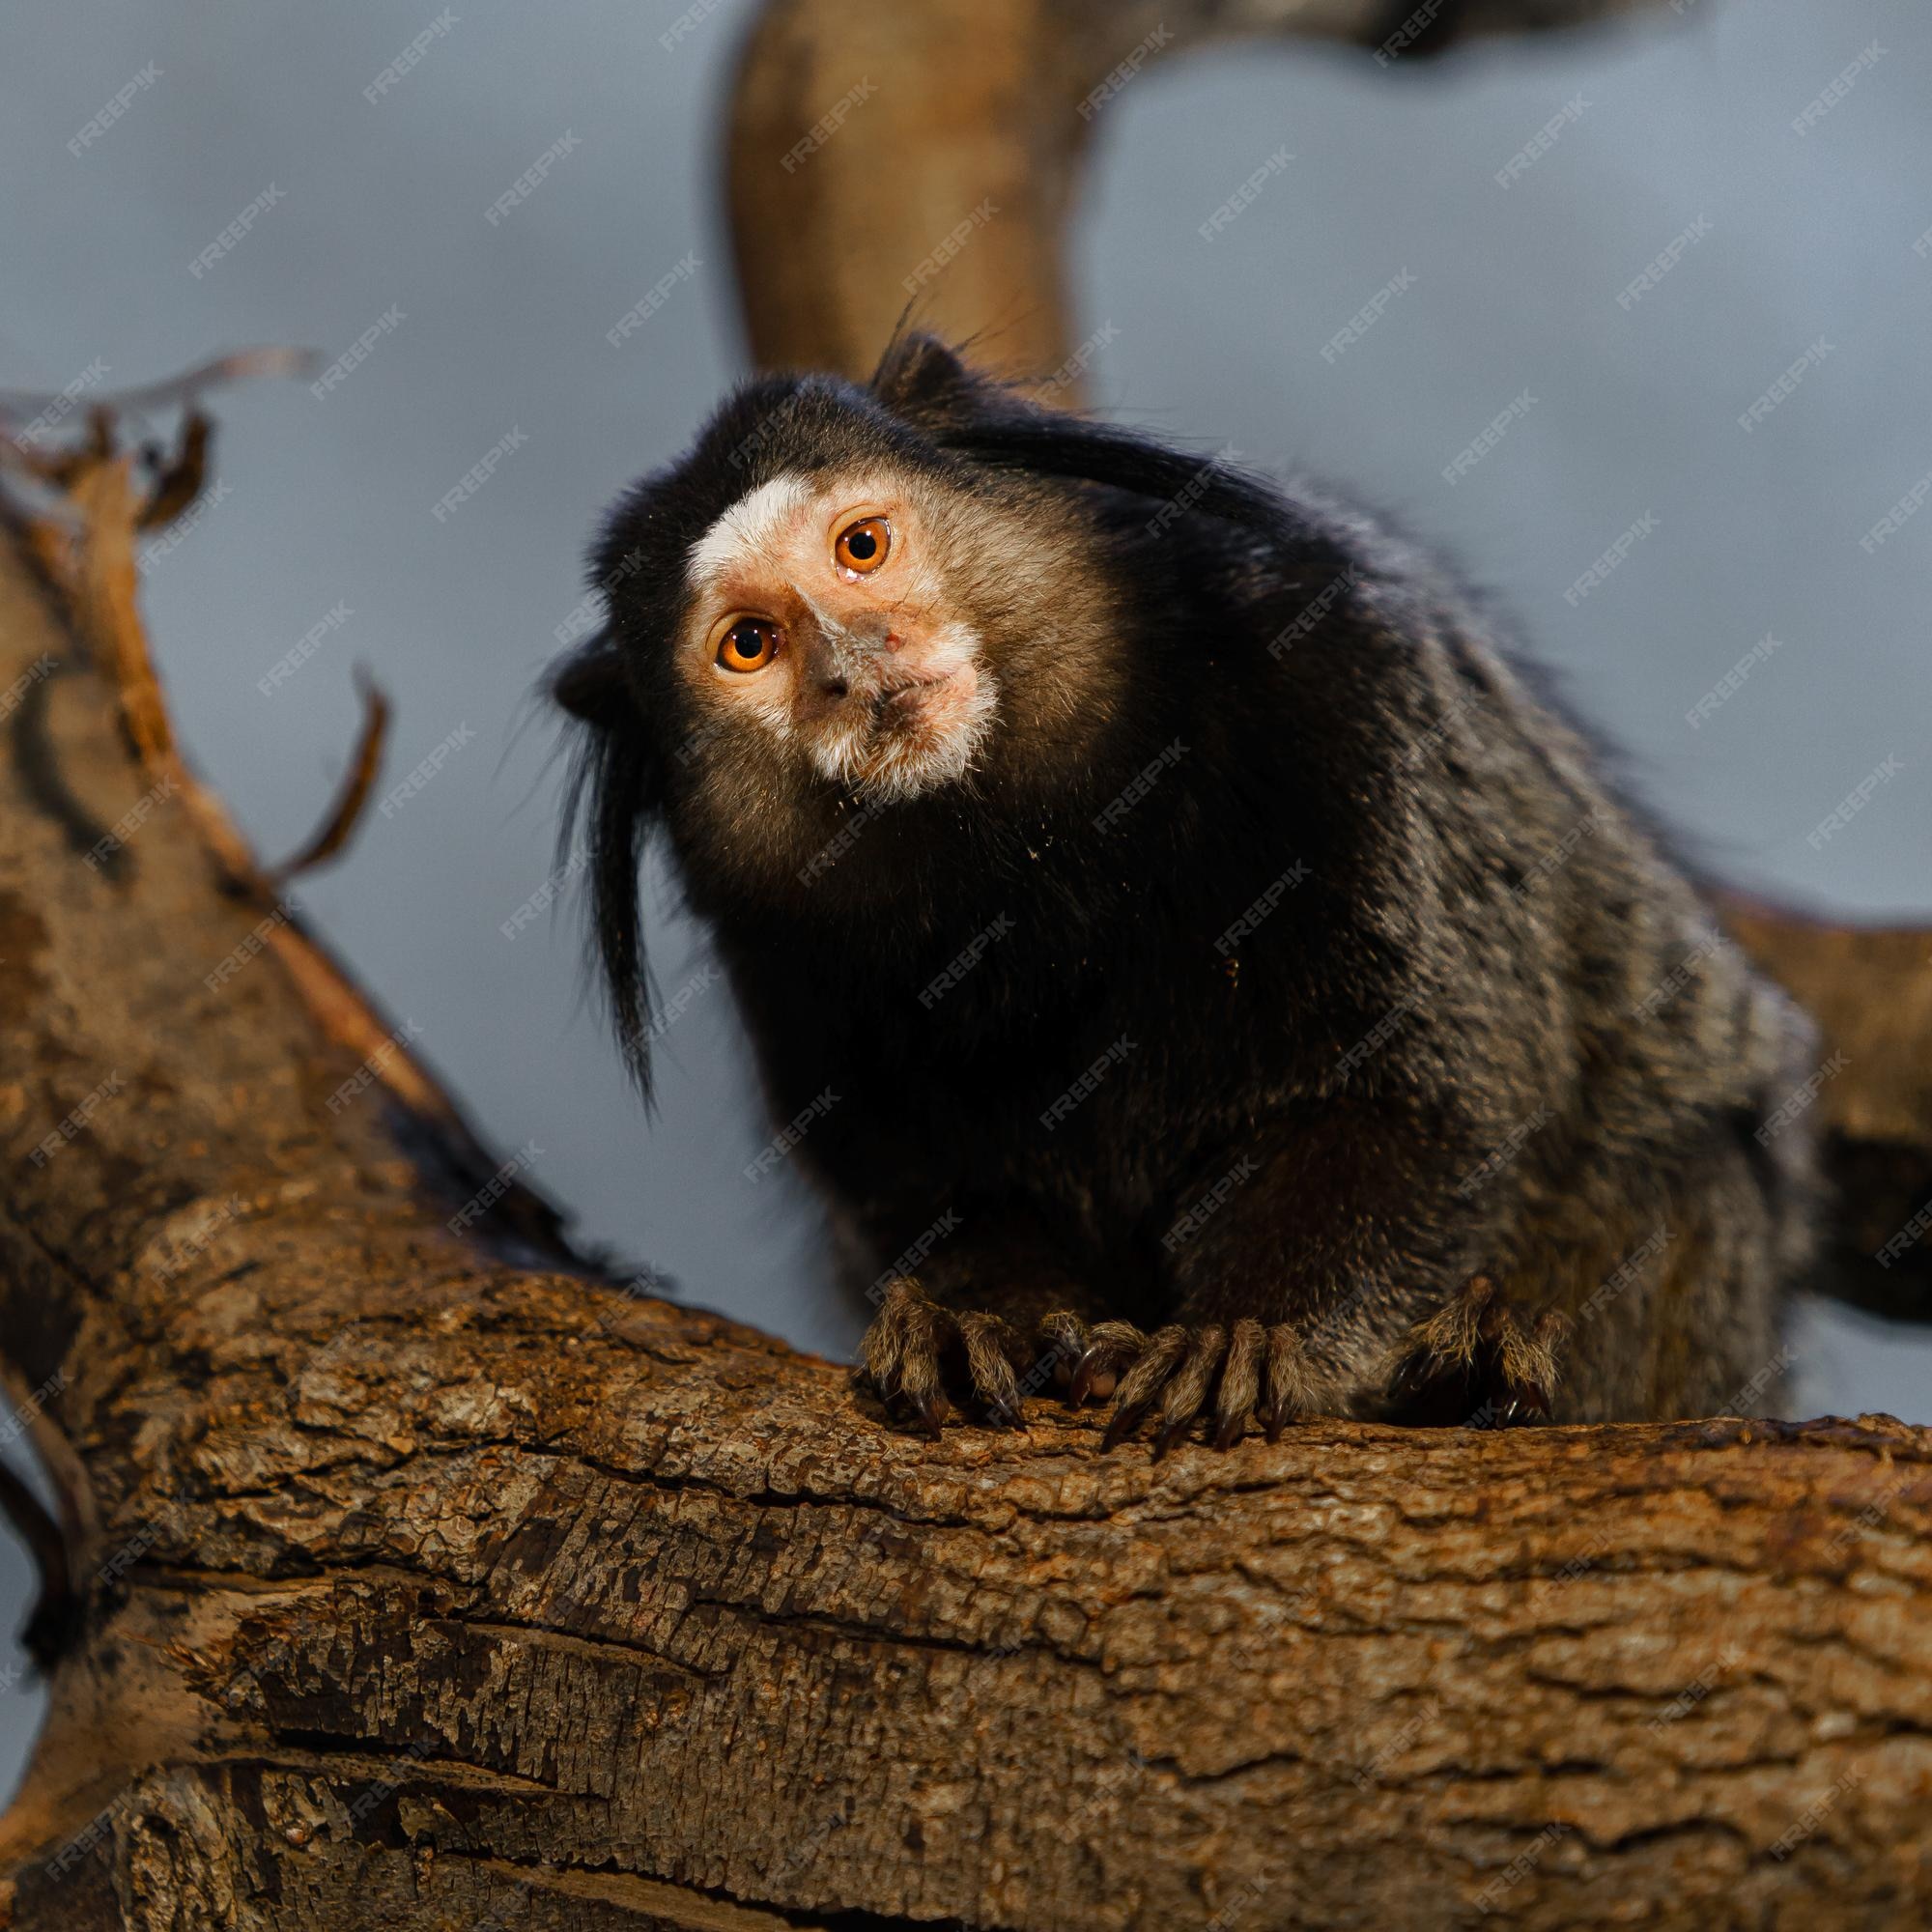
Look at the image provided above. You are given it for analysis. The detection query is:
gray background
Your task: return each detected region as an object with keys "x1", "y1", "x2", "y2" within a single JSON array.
[{"x1": 2, "y1": 0, "x2": 1927, "y2": 1806}]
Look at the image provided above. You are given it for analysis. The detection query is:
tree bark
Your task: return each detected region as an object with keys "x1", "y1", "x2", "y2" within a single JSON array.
[
  {"x1": 725, "y1": 0, "x2": 1692, "y2": 390},
  {"x1": 4, "y1": 2, "x2": 1932, "y2": 1928}
]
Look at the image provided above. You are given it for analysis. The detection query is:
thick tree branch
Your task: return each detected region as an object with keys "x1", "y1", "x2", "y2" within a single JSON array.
[
  {"x1": 3, "y1": 2, "x2": 1930, "y2": 1927},
  {"x1": 725, "y1": 0, "x2": 1690, "y2": 388}
]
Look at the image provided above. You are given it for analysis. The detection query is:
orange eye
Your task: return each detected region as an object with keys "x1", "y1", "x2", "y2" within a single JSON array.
[
  {"x1": 716, "y1": 618, "x2": 780, "y2": 673},
  {"x1": 834, "y1": 516, "x2": 892, "y2": 576}
]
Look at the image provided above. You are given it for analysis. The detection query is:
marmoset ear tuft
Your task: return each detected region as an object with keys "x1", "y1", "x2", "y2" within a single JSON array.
[
  {"x1": 877, "y1": 335, "x2": 1289, "y2": 538},
  {"x1": 870, "y1": 332, "x2": 984, "y2": 432},
  {"x1": 551, "y1": 631, "x2": 632, "y2": 728},
  {"x1": 551, "y1": 632, "x2": 667, "y2": 1103}
]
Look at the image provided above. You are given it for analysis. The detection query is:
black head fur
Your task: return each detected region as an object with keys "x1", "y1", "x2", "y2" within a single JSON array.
[{"x1": 551, "y1": 334, "x2": 1299, "y2": 1097}]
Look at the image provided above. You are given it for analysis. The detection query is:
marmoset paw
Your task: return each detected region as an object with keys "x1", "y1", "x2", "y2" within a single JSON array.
[
  {"x1": 859, "y1": 1277, "x2": 1032, "y2": 1438},
  {"x1": 1056, "y1": 1317, "x2": 1318, "y2": 1455},
  {"x1": 1390, "y1": 1273, "x2": 1563, "y2": 1424}
]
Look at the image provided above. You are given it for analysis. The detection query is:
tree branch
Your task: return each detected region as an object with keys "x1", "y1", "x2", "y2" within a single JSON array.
[{"x1": 3, "y1": 2, "x2": 1931, "y2": 1926}]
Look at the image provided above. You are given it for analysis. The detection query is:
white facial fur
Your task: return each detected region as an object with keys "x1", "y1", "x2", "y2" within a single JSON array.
[
  {"x1": 681, "y1": 469, "x2": 999, "y2": 804},
  {"x1": 687, "y1": 474, "x2": 815, "y2": 594}
]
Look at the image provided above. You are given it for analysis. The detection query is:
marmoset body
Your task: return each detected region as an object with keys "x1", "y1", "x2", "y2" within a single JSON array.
[{"x1": 554, "y1": 335, "x2": 1819, "y2": 1450}]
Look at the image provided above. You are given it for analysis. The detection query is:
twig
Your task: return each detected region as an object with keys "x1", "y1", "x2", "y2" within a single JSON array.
[{"x1": 268, "y1": 668, "x2": 391, "y2": 881}]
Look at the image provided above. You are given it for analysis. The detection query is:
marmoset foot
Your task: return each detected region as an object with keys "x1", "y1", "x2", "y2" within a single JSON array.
[
  {"x1": 1389, "y1": 1273, "x2": 1563, "y2": 1424},
  {"x1": 860, "y1": 1277, "x2": 1034, "y2": 1437},
  {"x1": 1055, "y1": 1316, "x2": 1320, "y2": 1455}
]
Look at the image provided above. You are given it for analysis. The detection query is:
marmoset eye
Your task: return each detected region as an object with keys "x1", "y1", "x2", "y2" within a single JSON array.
[
  {"x1": 716, "y1": 618, "x2": 780, "y2": 672},
  {"x1": 834, "y1": 516, "x2": 891, "y2": 577}
]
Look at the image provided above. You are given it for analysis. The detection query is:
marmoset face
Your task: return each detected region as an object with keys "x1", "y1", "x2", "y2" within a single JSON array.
[{"x1": 676, "y1": 468, "x2": 1004, "y2": 804}]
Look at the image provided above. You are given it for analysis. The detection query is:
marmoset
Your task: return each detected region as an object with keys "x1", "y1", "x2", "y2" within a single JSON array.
[{"x1": 553, "y1": 334, "x2": 1820, "y2": 1451}]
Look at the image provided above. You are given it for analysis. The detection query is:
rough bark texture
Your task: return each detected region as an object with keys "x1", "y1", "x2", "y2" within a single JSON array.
[{"x1": 4, "y1": 1, "x2": 1932, "y2": 1928}]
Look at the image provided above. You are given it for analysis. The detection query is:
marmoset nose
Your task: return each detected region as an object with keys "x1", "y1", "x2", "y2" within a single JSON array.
[{"x1": 813, "y1": 616, "x2": 903, "y2": 696}]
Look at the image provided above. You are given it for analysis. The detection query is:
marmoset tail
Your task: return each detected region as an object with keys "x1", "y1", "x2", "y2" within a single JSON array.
[{"x1": 552, "y1": 333, "x2": 1821, "y2": 1450}]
